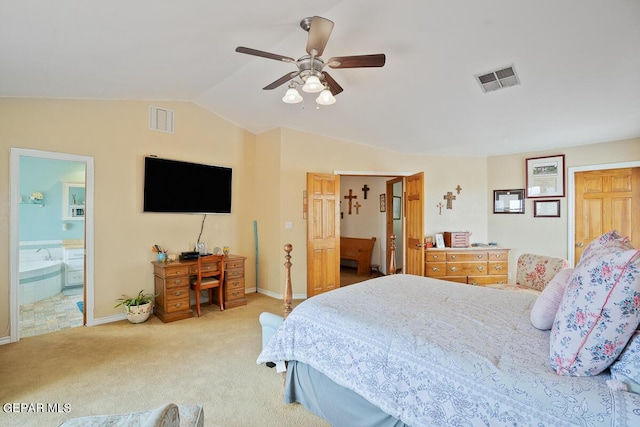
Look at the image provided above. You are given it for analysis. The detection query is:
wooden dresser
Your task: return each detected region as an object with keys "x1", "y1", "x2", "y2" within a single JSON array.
[
  {"x1": 152, "y1": 254, "x2": 247, "y2": 323},
  {"x1": 424, "y1": 247, "x2": 509, "y2": 286}
]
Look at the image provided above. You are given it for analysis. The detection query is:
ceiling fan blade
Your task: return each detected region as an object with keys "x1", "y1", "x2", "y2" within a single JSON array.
[
  {"x1": 306, "y1": 16, "x2": 334, "y2": 56},
  {"x1": 235, "y1": 46, "x2": 296, "y2": 63},
  {"x1": 322, "y1": 72, "x2": 343, "y2": 96},
  {"x1": 263, "y1": 72, "x2": 300, "y2": 90},
  {"x1": 327, "y1": 54, "x2": 386, "y2": 69}
]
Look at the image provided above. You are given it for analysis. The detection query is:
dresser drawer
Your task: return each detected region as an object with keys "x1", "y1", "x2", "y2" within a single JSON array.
[
  {"x1": 468, "y1": 275, "x2": 508, "y2": 286},
  {"x1": 448, "y1": 262, "x2": 487, "y2": 275},
  {"x1": 156, "y1": 265, "x2": 190, "y2": 279},
  {"x1": 425, "y1": 262, "x2": 447, "y2": 277},
  {"x1": 425, "y1": 252, "x2": 445, "y2": 261},
  {"x1": 488, "y1": 261, "x2": 507, "y2": 275},
  {"x1": 447, "y1": 252, "x2": 487, "y2": 262},
  {"x1": 487, "y1": 250, "x2": 509, "y2": 261}
]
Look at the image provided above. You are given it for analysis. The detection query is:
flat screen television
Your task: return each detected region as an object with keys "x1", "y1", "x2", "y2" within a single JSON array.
[{"x1": 143, "y1": 156, "x2": 232, "y2": 214}]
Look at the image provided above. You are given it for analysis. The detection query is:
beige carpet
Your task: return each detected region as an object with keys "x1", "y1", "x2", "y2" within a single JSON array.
[{"x1": 0, "y1": 293, "x2": 330, "y2": 427}]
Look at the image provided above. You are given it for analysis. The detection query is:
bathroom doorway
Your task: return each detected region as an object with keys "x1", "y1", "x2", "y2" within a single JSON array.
[{"x1": 9, "y1": 148, "x2": 95, "y2": 342}]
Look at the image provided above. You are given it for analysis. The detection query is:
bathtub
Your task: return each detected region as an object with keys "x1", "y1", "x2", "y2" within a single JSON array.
[{"x1": 19, "y1": 260, "x2": 63, "y2": 305}]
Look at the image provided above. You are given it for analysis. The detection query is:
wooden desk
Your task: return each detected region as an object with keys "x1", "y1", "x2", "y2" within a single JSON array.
[{"x1": 152, "y1": 254, "x2": 247, "y2": 323}]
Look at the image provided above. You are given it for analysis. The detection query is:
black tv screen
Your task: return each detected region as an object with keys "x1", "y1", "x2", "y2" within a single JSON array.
[{"x1": 143, "y1": 156, "x2": 232, "y2": 214}]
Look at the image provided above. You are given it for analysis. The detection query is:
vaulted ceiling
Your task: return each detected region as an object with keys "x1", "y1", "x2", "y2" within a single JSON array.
[{"x1": 1, "y1": 1, "x2": 639, "y2": 156}]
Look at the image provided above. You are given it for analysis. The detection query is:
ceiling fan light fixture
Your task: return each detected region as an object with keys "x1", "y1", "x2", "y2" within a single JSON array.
[
  {"x1": 316, "y1": 88, "x2": 336, "y2": 105},
  {"x1": 302, "y1": 75, "x2": 323, "y2": 93},
  {"x1": 282, "y1": 86, "x2": 303, "y2": 104}
]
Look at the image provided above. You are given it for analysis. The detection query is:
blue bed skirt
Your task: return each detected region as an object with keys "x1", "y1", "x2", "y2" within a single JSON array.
[{"x1": 284, "y1": 360, "x2": 407, "y2": 427}]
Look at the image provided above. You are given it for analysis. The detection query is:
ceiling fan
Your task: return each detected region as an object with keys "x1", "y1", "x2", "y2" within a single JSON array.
[{"x1": 235, "y1": 16, "x2": 385, "y2": 105}]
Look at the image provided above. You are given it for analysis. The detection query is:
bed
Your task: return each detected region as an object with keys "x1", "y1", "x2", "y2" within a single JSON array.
[{"x1": 258, "y1": 237, "x2": 640, "y2": 426}]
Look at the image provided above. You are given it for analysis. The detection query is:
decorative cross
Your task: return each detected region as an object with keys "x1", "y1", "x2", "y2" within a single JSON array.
[
  {"x1": 456, "y1": 185, "x2": 462, "y2": 194},
  {"x1": 354, "y1": 201, "x2": 362, "y2": 214},
  {"x1": 344, "y1": 189, "x2": 357, "y2": 215},
  {"x1": 361, "y1": 184, "x2": 370, "y2": 199},
  {"x1": 437, "y1": 202, "x2": 444, "y2": 215},
  {"x1": 443, "y1": 192, "x2": 456, "y2": 209}
]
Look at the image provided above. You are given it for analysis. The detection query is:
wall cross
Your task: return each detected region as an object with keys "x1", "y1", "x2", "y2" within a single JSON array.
[
  {"x1": 354, "y1": 201, "x2": 362, "y2": 214},
  {"x1": 344, "y1": 189, "x2": 358, "y2": 214},
  {"x1": 443, "y1": 191, "x2": 456, "y2": 209},
  {"x1": 361, "y1": 184, "x2": 370, "y2": 199}
]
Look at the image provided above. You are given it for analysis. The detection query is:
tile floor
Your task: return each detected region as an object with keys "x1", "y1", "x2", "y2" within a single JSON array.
[{"x1": 19, "y1": 287, "x2": 84, "y2": 338}]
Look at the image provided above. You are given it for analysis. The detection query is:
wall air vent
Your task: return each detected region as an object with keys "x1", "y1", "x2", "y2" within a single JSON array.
[
  {"x1": 149, "y1": 106, "x2": 174, "y2": 133},
  {"x1": 475, "y1": 65, "x2": 520, "y2": 93}
]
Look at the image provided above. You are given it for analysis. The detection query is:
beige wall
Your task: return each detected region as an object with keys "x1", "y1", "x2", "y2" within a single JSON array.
[
  {"x1": 0, "y1": 99, "x2": 256, "y2": 337},
  {"x1": 488, "y1": 138, "x2": 640, "y2": 281},
  {"x1": 1, "y1": 97, "x2": 636, "y2": 339}
]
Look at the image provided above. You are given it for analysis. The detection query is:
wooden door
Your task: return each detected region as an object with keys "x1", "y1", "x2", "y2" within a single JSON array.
[
  {"x1": 386, "y1": 177, "x2": 403, "y2": 273},
  {"x1": 306, "y1": 173, "x2": 340, "y2": 297},
  {"x1": 574, "y1": 167, "x2": 640, "y2": 264},
  {"x1": 405, "y1": 172, "x2": 425, "y2": 276}
]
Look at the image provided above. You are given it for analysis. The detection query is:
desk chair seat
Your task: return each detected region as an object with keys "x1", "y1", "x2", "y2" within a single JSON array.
[{"x1": 190, "y1": 254, "x2": 225, "y2": 317}]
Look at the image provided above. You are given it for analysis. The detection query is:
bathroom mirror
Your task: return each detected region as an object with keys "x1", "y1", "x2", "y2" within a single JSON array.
[{"x1": 62, "y1": 182, "x2": 85, "y2": 220}]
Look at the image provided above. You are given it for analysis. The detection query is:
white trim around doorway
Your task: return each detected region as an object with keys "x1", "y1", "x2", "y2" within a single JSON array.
[{"x1": 9, "y1": 148, "x2": 95, "y2": 343}]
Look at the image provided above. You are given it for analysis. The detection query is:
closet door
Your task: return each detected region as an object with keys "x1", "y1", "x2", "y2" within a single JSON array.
[{"x1": 405, "y1": 172, "x2": 424, "y2": 276}]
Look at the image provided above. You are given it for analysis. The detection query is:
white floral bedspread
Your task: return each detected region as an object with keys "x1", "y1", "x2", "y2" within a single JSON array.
[{"x1": 257, "y1": 274, "x2": 640, "y2": 427}]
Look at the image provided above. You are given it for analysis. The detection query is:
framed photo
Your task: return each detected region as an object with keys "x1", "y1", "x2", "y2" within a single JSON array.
[
  {"x1": 393, "y1": 196, "x2": 401, "y2": 220},
  {"x1": 435, "y1": 233, "x2": 445, "y2": 249},
  {"x1": 493, "y1": 189, "x2": 525, "y2": 214},
  {"x1": 379, "y1": 194, "x2": 386, "y2": 212},
  {"x1": 534, "y1": 199, "x2": 560, "y2": 217},
  {"x1": 526, "y1": 154, "x2": 565, "y2": 198}
]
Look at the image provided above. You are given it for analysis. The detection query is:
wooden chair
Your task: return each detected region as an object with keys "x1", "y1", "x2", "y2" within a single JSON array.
[{"x1": 190, "y1": 254, "x2": 224, "y2": 317}]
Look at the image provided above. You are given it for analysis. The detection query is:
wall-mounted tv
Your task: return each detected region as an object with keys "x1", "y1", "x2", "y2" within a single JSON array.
[{"x1": 143, "y1": 156, "x2": 232, "y2": 214}]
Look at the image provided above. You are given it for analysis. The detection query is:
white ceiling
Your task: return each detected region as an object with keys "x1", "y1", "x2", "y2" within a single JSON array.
[{"x1": 1, "y1": 1, "x2": 639, "y2": 156}]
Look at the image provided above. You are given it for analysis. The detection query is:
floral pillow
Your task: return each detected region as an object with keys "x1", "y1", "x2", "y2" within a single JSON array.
[
  {"x1": 550, "y1": 234, "x2": 640, "y2": 376},
  {"x1": 579, "y1": 230, "x2": 634, "y2": 262},
  {"x1": 530, "y1": 268, "x2": 574, "y2": 330},
  {"x1": 610, "y1": 331, "x2": 640, "y2": 394}
]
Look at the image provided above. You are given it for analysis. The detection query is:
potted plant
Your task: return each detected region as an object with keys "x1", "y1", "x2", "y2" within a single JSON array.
[{"x1": 115, "y1": 290, "x2": 155, "y2": 324}]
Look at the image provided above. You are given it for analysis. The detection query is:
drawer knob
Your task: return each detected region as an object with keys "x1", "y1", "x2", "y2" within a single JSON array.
[
  {"x1": 470, "y1": 281, "x2": 478, "y2": 285},
  {"x1": 450, "y1": 266, "x2": 458, "y2": 272},
  {"x1": 494, "y1": 265, "x2": 502, "y2": 270},
  {"x1": 477, "y1": 254, "x2": 483, "y2": 259},
  {"x1": 433, "y1": 255, "x2": 438, "y2": 259},
  {"x1": 431, "y1": 267, "x2": 440, "y2": 272},
  {"x1": 174, "y1": 302, "x2": 183, "y2": 308},
  {"x1": 232, "y1": 292, "x2": 240, "y2": 297},
  {"x1": 477, "y1": 266, "x2": 483, "y2": 271},
  {"x1": 451, "y1": 255, "x2": 457, "y2": 259},
  {"x1": 497, "y1": 280, "x2": 505, "y2": 284},
  {"x1": 173, "y1": 279, "x2": 182, "y2": 285},
  {"x1": 174, "y1": 291, "x2": 183, "y2": 296}
]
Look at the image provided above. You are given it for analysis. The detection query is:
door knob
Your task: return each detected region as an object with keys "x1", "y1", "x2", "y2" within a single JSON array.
[{"x1": 576, "y1": 242, "x2": 584, "y2": 247}]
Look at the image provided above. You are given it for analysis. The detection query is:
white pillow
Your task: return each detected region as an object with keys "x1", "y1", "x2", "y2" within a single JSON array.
[{"x1": 530, "y1": 268, "x2": 574, "y2": 330}]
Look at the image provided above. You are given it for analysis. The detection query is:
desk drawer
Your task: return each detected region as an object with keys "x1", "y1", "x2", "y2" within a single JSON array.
[
  {"x1": 165, "y1": 296, "x2": 190, "y2": 313},
  {"x1": 166, "y1": 286, "x2": 189, "y2": 302},
  {"x1": 165, "y1": 276, "x2": 188, "y2": 289},
  {"x1": 226, "y1": 268, "x2": 244, "y2": 279},
  {"x1": 158, "y1": 265, "x2": 190, "y2": 278},
  {"x1": 226, "y1": 288, "x2": 245, "y2": 302},
  {"x1": 226, "y1": 278, "x2": 244, "y2": 292},
  {"x1": 225, "y1": 259, "x2": 245, "y2": 270}
]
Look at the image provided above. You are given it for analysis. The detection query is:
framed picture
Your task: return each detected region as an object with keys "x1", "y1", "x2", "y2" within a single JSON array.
[
  {"x1": 393, "y1": 196, "x2": 401, "y2": 220},
  {"x1": 379, "y1": 194, "x2": 386, "y2": 212},
  {"x1": 526, "y1": 154, "x2": 565, "y2": 198},
  {"x1": 493, "y1": 189, "x2": 525, "y2": 214},
  {"x1": 435, "y1": 233, "x2": 445, "y2": 248},
  {"x1": 534, "y1": 199, "x2": 560, "y2": 217}
]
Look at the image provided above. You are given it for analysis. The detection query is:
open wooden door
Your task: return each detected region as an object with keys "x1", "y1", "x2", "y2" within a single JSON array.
[
  {"x1": 405, "y1": 172, "x2": 424, "y2": 276},
  {"x1": 574, "y1": 167, "x2": 640, "y2": 264},
  {"x1": 306, "y1": 173, "x2": 340, "y2": 297}
]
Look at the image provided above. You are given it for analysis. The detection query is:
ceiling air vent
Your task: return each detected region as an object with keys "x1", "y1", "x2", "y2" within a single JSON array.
[
  {"x1": 475, "y1": 65, "x2": 520, "y2": 93},
  {"x1": 149, "y1": 106, "x2": 174, "y2": 133}
]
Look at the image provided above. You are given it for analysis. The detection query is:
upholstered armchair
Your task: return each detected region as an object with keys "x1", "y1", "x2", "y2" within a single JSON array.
[{"x1": 486, "y1": 253, "x2": 570, "y2": 292}]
